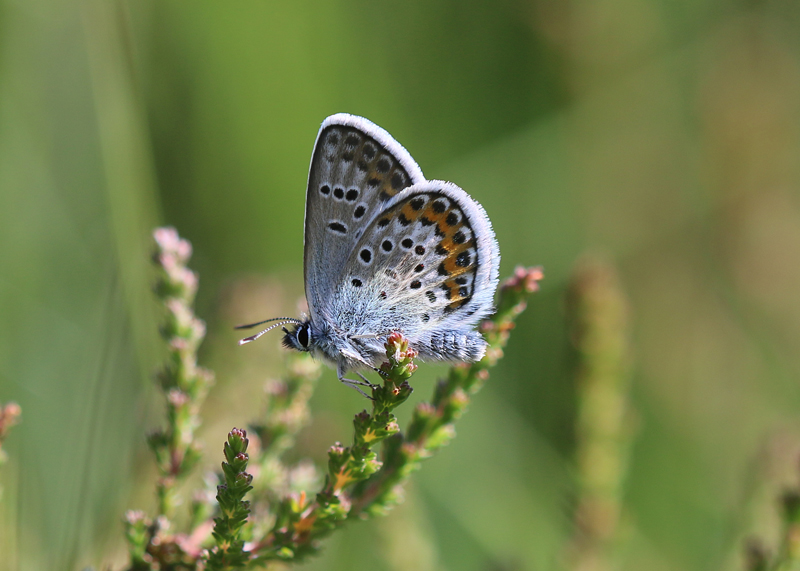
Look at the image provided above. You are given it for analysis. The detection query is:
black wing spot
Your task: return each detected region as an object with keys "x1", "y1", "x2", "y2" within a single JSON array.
[
  {"x1": 328, "y1": 222, "x2": 347, "y2": 234},
  {"x1": 368, "y1": 177, "x2": 382, "y2": 188},
  {"x1": 398, "y1": 213, "x2": 411, "y2": 226},
  {"x1": 456, "y1": 251, "x2": 471, "y2": 268},
  {"x1": 391, "y1": 172, "x2": 405, "y2": 189},
  {"x1": 342, "y1": 151, "x2": 354, "y2": 162},
  {"x1": 446, "y1": 212, "x2": 459, "y2": 226},
  {"x1": 360, "y1": 248, "x2": 372, "y2": 263},
  {"x1": 354, "y1": 205, "x2": 367, "y2": 219},
  {"x1": 410, "y1": 280, "x2": 421, "y2": 289},
  {"x1": 320, "y1": 184, "x2": 331, "y2": 195},
  {"x1": 378, "y1": 217, "x2": 391, "y2": 228},
  {"x1": 346, "y1": 189, "x2": 359, "y2": 202},
  {"x1": 377, "y1": 158, "x2": 391, "y2": 173},
  {"x1": 459, "y1": 286, "x2": 469, "y2": 297},
  {"x1": 415, "y1": 245, "x2": 425, "y2": 255},
  {"x1": 453, "y1": 231, "x2": 466, "y2": 244},
  {"x1": 432, "y1": 200, "x2": 447, "y2": 213},
  {"x1": 352, "y1": 278, "x2": 363, "y2": 287},
  {"x1": 455, "y1": 276, "x2": 468, "y2": 285},
  {"x1": 382, "y1": 239, "x2": 393, "y2": 252},
  {"x1": 327, "y1": 132, "x2": 340, "y2": 146},
  {"x1": 357, "y1": 160, "x2": 368, "y2": 172},
  {"x1": 425, "y1": 291, "x2": 437, "y2": 303},
  {"x1": 363, "y1": 144, "x2": 376, "y2": 160},
  {"x1": 410, "y1": 197, "x2": 425, "y2": 211},
  {"x1": 333, "y1": 187, "x2": 344, "y2": 199},
  {"x1": 435, "y1": 245, "x2": 448, "y2": 256},
  {"x1": 414, "y1": 263, "x2": 424, "y2": 272},
  {"x1": 419, "y1": 216, "x2": 434, "y2": 227},
  {"x1": 344, "y1": 133, "x2": 359, "y2": 146},
  {"x1": 421, "y1": 313, "x2": 430, "y2": 323},
  {"x1": 437, "y1": 262, "x2": 448, "y2": 276},
  {"x1": 401, "y1": 238, "x2": 413, "y2": 248}
]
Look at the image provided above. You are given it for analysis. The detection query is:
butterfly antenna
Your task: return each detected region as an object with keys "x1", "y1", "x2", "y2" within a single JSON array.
[
  {"x1": 234, "y1": 317, "x2": 301, "y2": 330},
  {"x1": 238, "y1": 319, "x2": 301, "y2": 345}
]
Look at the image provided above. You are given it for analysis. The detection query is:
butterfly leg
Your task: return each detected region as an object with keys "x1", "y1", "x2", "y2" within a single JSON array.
[
  {"x1": 356, "y1": 371, "x2": 380, "y2": 388},
  {"x1": 339, "y1": 378, "x2": 374, "y2": 399},
  {"x1": 337, "y1": 361, "x2": 377, "y2": 399}
]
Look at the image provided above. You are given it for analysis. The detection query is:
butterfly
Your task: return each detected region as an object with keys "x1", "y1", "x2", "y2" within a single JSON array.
[{"x1": 238, "y1": 114, "x2": 500, "y2": 395}]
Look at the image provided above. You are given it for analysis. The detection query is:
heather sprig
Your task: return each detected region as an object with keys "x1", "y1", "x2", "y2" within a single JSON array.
[
  {"x1": 122, "y1": 228, "x2": 216, "y2": 570},
  {"x1": 0, "y1": 401, "x2": 21, "y2": 500},
  {"x1": 563, "y1": 258, "x2": 633, "y2": 571},
  {"x1": 205, "y1": 428, "x2": 254, "y2": 570},
  {"x1": 149, "y1": 227, "x2": 215, "y2": 518}
]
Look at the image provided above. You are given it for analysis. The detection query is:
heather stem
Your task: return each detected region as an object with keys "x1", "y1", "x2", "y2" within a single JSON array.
[
  {"x1": 564, "y1": 257, "x2": 633, "y2": 571},
  {"x1": 205, "y1": 428, "x2": 254, "y2": 570},
  {"x1": 149, "y1": 227, "x2": 215, "y2": 518}
]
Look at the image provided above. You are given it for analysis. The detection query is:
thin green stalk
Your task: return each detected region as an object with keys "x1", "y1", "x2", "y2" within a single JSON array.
[{"x1": 564, "y1": 257, "x2": 633, "y2": 571}]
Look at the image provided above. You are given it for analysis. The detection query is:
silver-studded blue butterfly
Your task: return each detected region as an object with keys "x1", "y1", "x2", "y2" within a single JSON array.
[{"x1": 238, "y1": 114, "x2": 500, "y2": 396}]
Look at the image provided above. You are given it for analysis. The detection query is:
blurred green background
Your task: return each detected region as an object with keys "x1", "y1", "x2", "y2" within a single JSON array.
[{"x1": 2, "y1": 0, "x2": 800, "y2": 569}]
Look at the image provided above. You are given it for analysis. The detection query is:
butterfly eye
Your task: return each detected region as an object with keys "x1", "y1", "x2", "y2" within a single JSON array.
[{"x1": 297, "y1": 325, "x2": 310, "y2": 348}]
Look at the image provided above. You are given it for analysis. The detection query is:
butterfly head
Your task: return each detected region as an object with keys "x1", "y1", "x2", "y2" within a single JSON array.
[
  {"x1": 236, "y1": 317, "x2": 311, "y2": 347},
  {"x1": 281, "y1": 320, "x2": 313, "y2": 352}
]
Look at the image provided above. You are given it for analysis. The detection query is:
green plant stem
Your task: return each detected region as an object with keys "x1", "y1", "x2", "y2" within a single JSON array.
[{"x1": 564, "y1": 258, "x2": 633, "y2": 571}]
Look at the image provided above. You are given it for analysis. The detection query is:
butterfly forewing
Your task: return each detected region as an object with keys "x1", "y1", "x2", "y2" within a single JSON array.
[
  {"x1": 304, "y1": 115, "x2": 425, "y2": 320},
  {"x1": 332, "y1": 180, "x2": 500, "y2": 340}
]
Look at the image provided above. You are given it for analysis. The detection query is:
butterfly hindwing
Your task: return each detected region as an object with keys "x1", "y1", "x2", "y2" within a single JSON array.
[
  {"x1": 304, "y1": 115, "x2": 425, "y2": 322},
  {"x1": 329, "y1": 180, "x2": 500, "y2": 362}
]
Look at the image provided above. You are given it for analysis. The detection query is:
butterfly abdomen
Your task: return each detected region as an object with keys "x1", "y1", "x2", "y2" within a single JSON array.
[{"x1": 422, "y1": 329, "x2": 487, "y2": 363}]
